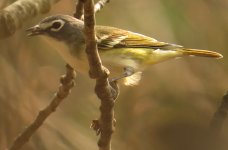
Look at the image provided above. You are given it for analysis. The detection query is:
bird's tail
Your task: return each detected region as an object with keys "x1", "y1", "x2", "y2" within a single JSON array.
[
  {"x1": 180, "y1": 48, "x2": 223, "y2": 59},
  {"x1": 146, "y1": 47, "x2": 222, "y2": 65}
]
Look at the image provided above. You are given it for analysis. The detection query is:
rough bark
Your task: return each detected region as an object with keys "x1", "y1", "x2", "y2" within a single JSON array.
[{"x1": 0, "y1": 0, "x2": 60, "y2": 39}]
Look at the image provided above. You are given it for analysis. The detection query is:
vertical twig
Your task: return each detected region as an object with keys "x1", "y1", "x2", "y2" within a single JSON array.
[
  {"x1": 8, "y1": 64, "x2": 76, "y2": 150},
  {"x1": 210, "y1": 92, "x2": 228, "y2": 135},
  {"x1": 79, "y1": 0, "x2": 118, "y2": 150},
  {"x1": 73, "y1": 0, "x2": 84, "y2": 19},
  {"x1": 94, "y1": 0, "x2": 110, "y2": 13},
  {"x1": 79, "y1": 0, "x2": 110, "y2": 20}
]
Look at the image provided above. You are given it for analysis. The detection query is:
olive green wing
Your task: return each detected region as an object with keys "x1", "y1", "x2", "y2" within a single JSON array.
[{"x1": 95, "y1": 25, "x2": 181, "y2": 50}]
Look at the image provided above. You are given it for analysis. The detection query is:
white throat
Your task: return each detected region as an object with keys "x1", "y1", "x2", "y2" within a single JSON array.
[{"x1": 40, "y1": 35, "x2": 89, "y2": 74}]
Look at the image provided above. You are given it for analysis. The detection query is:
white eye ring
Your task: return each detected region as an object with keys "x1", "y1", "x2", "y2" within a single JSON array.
[{"x1": 50, "y1": 20, "x2": 65, "y2": 31}]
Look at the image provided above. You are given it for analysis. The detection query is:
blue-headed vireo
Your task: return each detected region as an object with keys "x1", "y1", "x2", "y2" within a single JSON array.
[{"x1": 26, "y1": 15, "x2": 223, "y2": 86}]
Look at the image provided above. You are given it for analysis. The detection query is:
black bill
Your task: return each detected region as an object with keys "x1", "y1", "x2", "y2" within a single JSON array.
[{"x1": 26, "y1": 25, "x2": 43, "y2": 36}]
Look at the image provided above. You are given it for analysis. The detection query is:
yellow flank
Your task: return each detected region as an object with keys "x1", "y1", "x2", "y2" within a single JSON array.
[
  {"x1": 100, "y1": 47, "x2": 224, "y2": 71},
  {"x1": 101, "y1": 48, "x2": 148, "y2": 60},
  {"x1": 101, "y1": 48, "x2": 182, "y2": 66},
  {"x1": 146, "y1": 49, "x2": 182, "y2": 64},
  {"x1": 100, "y1": 48, "x2": 149, "y2": 67}
]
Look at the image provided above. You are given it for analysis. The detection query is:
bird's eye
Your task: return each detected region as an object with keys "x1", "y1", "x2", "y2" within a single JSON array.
[
  {"x1": 52, "y1": 22, "x2": 61, "y2": 29},
  {"x1": 49, "y1": 20, "x2": 65, "y2": 31}
]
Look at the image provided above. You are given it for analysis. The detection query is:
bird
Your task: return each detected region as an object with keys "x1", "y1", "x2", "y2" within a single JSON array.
[{"x1": 26, "y1": 14, "x2": 223, "y2": 86}]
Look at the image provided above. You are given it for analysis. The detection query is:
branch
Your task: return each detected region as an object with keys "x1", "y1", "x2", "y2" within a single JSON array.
[
  {"x1": 81, "y1": 0, "x2": 118, "y2": 150},
  {"x1": 77, "y1": 0, "x2": 109, "y2": 20},
  {"x1": 73, "y1": 0, "x2": 84, "y2": 19},
  {"x1": 94, "y1": 0, "x2": 110, "y2": 13},
  {"x1": 0, "y1": 0, "x2": 60, "y2": 39},
  {"x1": 8, "y1": 64, "x2": 76, "y2": 150},
  {"x1": 210, "y1": 92, "x2": 228, "y2": 135}
]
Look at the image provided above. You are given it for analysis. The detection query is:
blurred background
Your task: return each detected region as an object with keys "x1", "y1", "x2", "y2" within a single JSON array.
[{"x1": 0, "y1": 0, "x2": 228, "y2": 149}]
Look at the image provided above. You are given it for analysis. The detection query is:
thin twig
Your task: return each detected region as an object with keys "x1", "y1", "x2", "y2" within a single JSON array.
[
  {"x1": 210, "y1": 92, "x2": 228, "y2": 135},
  {"x1": 8, "y1": 64, "x2": 76, "y2": 150},
  {"x1": 73, "y1": 0, "x2": 84, "y2": 19},
  {"x1": 82, "y1": 0, "x2": 118, "y2": 150},
  {"x1": 94, "y1": 0, "x2": 110, "y2": 13},
  {"x1": 80, "y1": 0, "x2": 110, "y2": 20}
]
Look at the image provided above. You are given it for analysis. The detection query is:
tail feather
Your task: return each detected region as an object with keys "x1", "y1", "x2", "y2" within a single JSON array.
[{"x1": 180, "y1": 48, "x2": 223, "y2": 59}]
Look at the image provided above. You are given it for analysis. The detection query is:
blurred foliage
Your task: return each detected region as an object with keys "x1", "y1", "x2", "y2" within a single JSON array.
[{"x1": 0, "y1": 0, "x2": 228, "y2": 149}]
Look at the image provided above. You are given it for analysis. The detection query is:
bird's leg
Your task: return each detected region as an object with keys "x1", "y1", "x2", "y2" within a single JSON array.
[{"x1": 110, "y1": 66, "x2": 135, "y2": 82}]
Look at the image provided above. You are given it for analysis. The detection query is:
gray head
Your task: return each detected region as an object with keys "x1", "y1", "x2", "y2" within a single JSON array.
[{"x1": 27, "y1": 15, "x2": 85, "y2": 43}]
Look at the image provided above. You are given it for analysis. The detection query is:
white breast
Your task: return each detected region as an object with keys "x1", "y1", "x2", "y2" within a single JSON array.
[{"x1": 41, "y1": 36, "x2": 89, "y2": 74}]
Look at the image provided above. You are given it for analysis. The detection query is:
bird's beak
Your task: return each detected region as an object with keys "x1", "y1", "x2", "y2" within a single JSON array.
[{"x1": 26, "y1": 25, "x2": 43, "y2": 36}]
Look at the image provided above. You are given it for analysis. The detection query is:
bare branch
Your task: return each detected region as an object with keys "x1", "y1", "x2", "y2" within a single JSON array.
[
  {"x1": 79, "y1": 0, "x2": 110, "y2": 20},
  {"x1": 82, "y1": 0, "x2": 117, "y2": 150},
  {"x1": 73, "y1": 0, "x2": 84, "y2": 19},
  {"x1": 0, "y1": 0, "x2": 60, "y2": 39},
  {"x1": 94, "y1": 0, "x2": 110, "y2": 13},
  {"x1": 210, "y1": 92, "x2": 228, "y2": 135},
  {"x1": 8, "y1": 64, "x2": 76, "y2": 150}
]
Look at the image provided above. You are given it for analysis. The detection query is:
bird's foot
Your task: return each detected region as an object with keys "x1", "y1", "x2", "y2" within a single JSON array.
[{"x1": 109, "y1": 66, "x2": 135, "y2": 82}]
